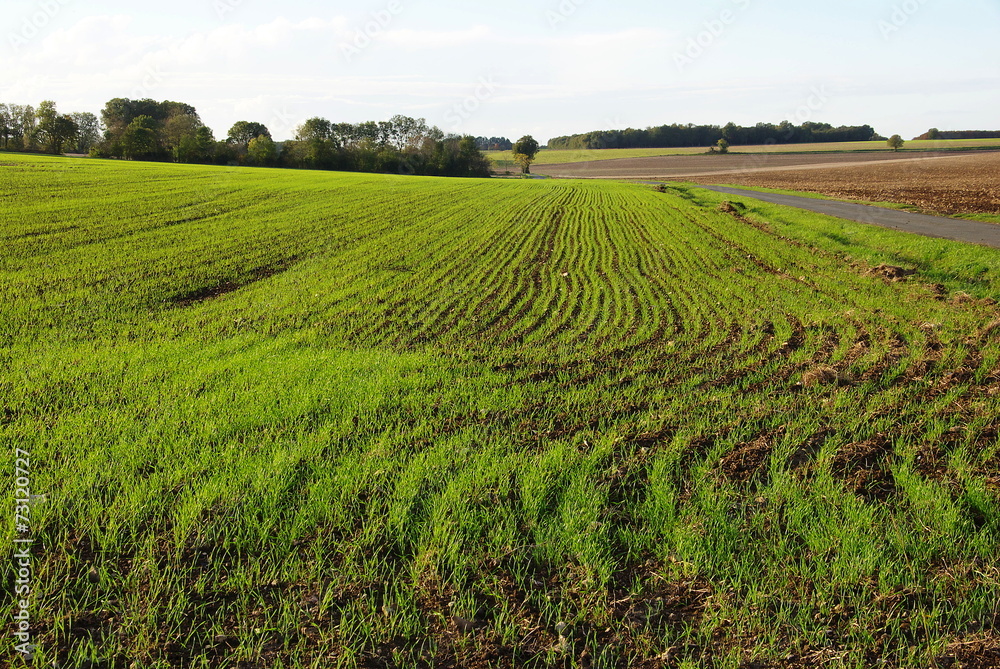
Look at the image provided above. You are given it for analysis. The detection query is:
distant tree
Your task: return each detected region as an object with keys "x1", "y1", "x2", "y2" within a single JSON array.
[
  {"x1": 34, "y1": 100, "x2": 58, "y2": 151},
  {"x1": 35, "y1": 100, "x2": 58, "y2": 127},
  {"x1": 457, "y1": 135, "x2": 492, "y2": 177},
  {"x1": 387, "y1": 115, "x2": 428, "y2": 151},
  {"x1": 355, "y1": 121, "x2": 380, "y2": 146},
  {"x1": 512, "y1": 135, "x2": 540, "y2": 174},
  {"x1": 296, "y1": 117, "x2": 332, "y2": 143},
  {"x1": 163, "y1": 114, "x2": 201, "y2": 158},
  {"x1": 175, "y1": 125, "x2": 216, "y2": 163},
  {"x1": 721, "y1": 122, "x2": 739, "y2": 143},
  {"x1": 228, "y1": 121, "x2": 271, "y2": 146},
  {"x1": 122, "y1": 115, "x2": 160, "y2": 159},
  {"x1": 716, "y1": 138, "x2": 730, "y2": 154},
  {"x1": 10, "y1": 105, "x2": 37, "y2": 151},
  {"x1": 926, "y1": 128, "x2": 941, "y2": 140},
  {"x1": 48, "y1": 115, "x2": 79, "y2": 154},
  {"x1": 35, "y1": 101, "x2": 79, "y2": 154},
  {"x1": 0, "y1": 104, "x2": 12, "y2": 149},
  {"x1": 247, "y1": 135, "x2": 277, "y2": 166},
  {"x1": 213, "y1": 140, "x2": 239, "y2": 165},
  {"x1": 475, "y1": 136, "x2": 513, "y2": 151},
  {"x1": 70, "y1": 112, "x2": 101, "y2": 153},
  {"x1": 100, "y1": 98, "x2": 163, "y2": 140},
  {"x1": 194, "y1": 126, "x2": 216, "y2": 162},
  {"x1": 887, "y1": 134, "x2": 905, "y2": 152}
]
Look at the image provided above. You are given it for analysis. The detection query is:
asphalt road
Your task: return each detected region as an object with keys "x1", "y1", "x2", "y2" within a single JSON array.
[{"x1": 701, "y1": 185, "x2": 1000, "y2": 250}]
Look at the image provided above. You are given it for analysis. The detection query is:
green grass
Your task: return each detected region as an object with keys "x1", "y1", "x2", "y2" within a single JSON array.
[
  {"x1": 2, "y1": 154, "x2": 999, "y2": 668},
  {"x1": 488, "y1": 138, "x2": 1000, "y2": 166}
]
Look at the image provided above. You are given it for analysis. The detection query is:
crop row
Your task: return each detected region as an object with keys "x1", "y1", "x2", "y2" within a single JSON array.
[{"x1": 1, "y1": 154, "x2": 998, "y2": 666}]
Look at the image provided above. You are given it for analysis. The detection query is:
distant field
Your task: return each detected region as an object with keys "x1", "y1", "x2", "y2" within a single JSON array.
[
  {"x1": 532, "y1": 150, "x2": 994, "y2": 180},
  {"x1": 489, "y1": 138, "x2": 1000, "y2": 167},
  {"x1": 712, "y1": 150, "x2": 1000, "y2": 223},
  {"x1": 3, "y1": 154, "x2": 1000, "y2": 667}
]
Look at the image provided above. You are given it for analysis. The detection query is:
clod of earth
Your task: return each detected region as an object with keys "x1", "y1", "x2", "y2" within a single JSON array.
[{"x1": 867, "y1": 264, "x2": 917, "y2": 281}]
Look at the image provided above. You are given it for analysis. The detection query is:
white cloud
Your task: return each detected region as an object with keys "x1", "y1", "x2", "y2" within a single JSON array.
[{"x1": 382, "y1": 25, "x2": 492, "y2": 48}]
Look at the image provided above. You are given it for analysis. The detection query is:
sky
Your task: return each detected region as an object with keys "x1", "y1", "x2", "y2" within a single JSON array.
[{"x1": 3, "y1": 0, "x2": 999, "y2": 143}]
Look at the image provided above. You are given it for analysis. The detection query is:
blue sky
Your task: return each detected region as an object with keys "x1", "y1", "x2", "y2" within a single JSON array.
[{"x1": 3, "y1": 0, "x2": 999, "y2": 143}]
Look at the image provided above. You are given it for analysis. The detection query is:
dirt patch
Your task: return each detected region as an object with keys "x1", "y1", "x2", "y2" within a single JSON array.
[
  {"x1": 867, "y1": 264, "x2": 917, "y2": 281},
  {"x1": 718, "y1": 430, "x2": 783, "y2": 484},
  {"x1": 831, "y1": 439, "x2": 897, "y2": 501},
  {"x1": 936, "y1": 635, "x2": 1000, "y2": 668},
  {"x1": 718, "y1": 200, "x2": 747, "y2": 214},
  {"x1": 802, "y1": 365, "x2": 853, "y2": 388}
]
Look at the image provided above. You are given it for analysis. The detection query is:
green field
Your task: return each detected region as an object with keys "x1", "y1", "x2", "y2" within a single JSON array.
[
  {"x1": 488, "y1": 138, "x2": 1000, "y2": 166},
  {"x1": 3, "y1": 154, "x2": 1000, "y2": 668}
]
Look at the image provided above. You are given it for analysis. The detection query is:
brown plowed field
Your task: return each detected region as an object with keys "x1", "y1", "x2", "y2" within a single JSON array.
[
  {"x1": 706, "y1": 150, "x2": 1000, "y2": 216},
  {"x1": 532, "y1": 150, "x2": 988, "y2": 180}
]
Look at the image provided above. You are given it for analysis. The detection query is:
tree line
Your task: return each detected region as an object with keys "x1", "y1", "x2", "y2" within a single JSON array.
[
  {"x1": 0, "y1": 102, "x2": 101, "y2": 154},
  {"x1": 915, "y1": 128, "x2": 1000, "y2": 141},
  {"x1": 475, "y1": 137, "x2": 513, "y2": 151},
  {"x1": 282, "y1": 115, "x2": 491, "y2": 177},
  {"x1": 0, "y1": 97, "x2": 494, "y2": 178},
  {"x1": 548, "y1": 121, "x2": 880, "y2": 150}
]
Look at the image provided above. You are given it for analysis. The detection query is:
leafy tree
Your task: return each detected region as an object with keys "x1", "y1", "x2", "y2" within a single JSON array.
[
  {"x1": 35, "y1": 101, "x2": 79, "y2": 154},
  {"x1": 161, "y1": 101, "x2": 200, "y2": 124},
  {"x1": 70, "y1": 112, "x2": 101, "y2": 153},
  {"x1": 716, "y1": 138, "x2": 730, "y2": 154},
  {"x1": 887, "y1": 134, "x2": 905, "y2": 152},
  {"x1": 228, "y1": 121, "x2": 271, "y2": 146},
  {"x1": 98, "y1": 98, "x2": 202, "y2": 159},
  {"x1": 926, "y1": 128, "x2": 941, "y2": 140},
  {"x1": 176, "y1": 127, "x2": 216, "y2": 164},
  {"x1": 48, "y1": 115, "x2": 79, "y2": 154},
  {"x1": 387, "y1": 115, "x2": 428, "y2": 151},
  {"x1": 721, "y1": 122, "x2": 739, "y2": 143},
  {"x1": 247, "y1": 135, "x2": 277, "y2": 166},
  {"x1": 35, "y1": 100, "x2": 58, "y2": 126},
  {"x1": 101, "y1": 98, "x2": 162, "y2": 138},
  {"x1": 0, "y1": 104, "x2": 11, "y2": 149},
  {"x1": 164, "y1": 114, "x2": 201, "y2": 157},
  {"x1": 122, "y1": 115, "x2": 160, "y2": 160},
  {"x1": 475, "y1": 136, "x2": 513, "y2": 151},
  {"x1": 296, "y1": 117, "x2": 332, "y2": 143},
  {"x1": 213, "y1": 140, "x2": 239, "y2": 166},
  {"x1": 457, "y1": 135, "x2": 492, "y2": 177},
  {"x1": 9, "y1": 105, "x2": 37, "y2": 151},
  {"x1": 355, "y1": 121, "x2": 380, "y2": 146},
  {"x1": 512, "y1": 135, "x2": 540, "y2": 174},
  {"x1": 195, "y1": 126, "x2": 216, "y2": 162},
  {"x1": 34, "y1": 100, "x2": 58, "y2": 150}
]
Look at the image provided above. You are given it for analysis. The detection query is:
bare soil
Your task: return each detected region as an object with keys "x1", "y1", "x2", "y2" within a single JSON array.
[
  {"x1": 532, "y1": 150, "x2": 990, "y2": 181},
  {"x1": 707, "y1": 151, "x2": 1000, "y2": 216}
]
